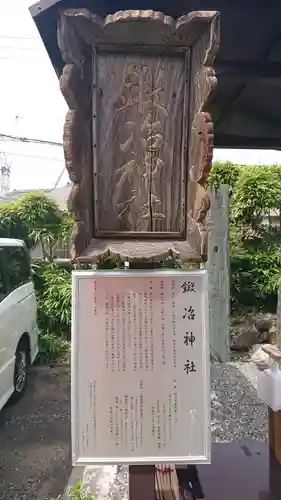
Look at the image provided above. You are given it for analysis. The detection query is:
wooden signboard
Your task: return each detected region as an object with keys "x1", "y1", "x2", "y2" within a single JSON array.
[
  {"x1": 56, "y1": 9, "x2": 219, "y2": 264},
  {"x1": 30, "y1": 6, "x2": 219, "y2": 499},
  {"x1": 93, "y1": 52, "x2": 187, "y2": 237},
  {"x1": 71, "y1": 270, "x2": 210, "y2": 466}
]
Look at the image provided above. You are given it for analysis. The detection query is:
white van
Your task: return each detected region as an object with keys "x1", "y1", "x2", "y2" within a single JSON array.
[{"x1": 0, "y1": 238, "x2": 38, "y2": 410}]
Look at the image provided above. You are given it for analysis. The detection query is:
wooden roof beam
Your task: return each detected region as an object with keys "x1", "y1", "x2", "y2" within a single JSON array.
[
  {"x1": 215, "y1": 134, "x2": 281, "y2": 150},
  {"x1": 214, "y1": 100, "x2": 281, "y2": 134},
  {"x1": 216, "y1": 60, "x2": 281, "y2": 79},
  {"x1": 215, "y1": 25, "x2": 281, "y2": 128}
]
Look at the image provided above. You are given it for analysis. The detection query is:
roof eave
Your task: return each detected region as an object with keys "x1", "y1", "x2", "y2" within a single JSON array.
[{"x1": 29, "y1": 0, "x2": 66, "y2": 76}]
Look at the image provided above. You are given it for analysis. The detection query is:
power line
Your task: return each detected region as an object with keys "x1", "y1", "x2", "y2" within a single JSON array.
[
  {"x1": 0, "y1": 152, "x2": 11, "y2": 194},
  {"x1": 0, "y1": 55, "x2": 45, "y2": 60},
  {"x1": 0, "y1": 46, "x2": 42, "y2": 51},
  {"x1": 0, "y1": 133, "x2": 63, "y2": 147},
  {"x1": 0, "y1": 35, "x2": 38, "y2": 40},
  {"x1": 54, "y1": 167, "x2": 66, "y2": 188},
  {"x1": 1, "y1": 151, "x2": 64, "y2": 162}
]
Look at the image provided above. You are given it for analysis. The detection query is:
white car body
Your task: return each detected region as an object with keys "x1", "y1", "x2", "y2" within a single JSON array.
[{"x1": 0, "y1": 238, "x2": 38, "y2": 411}]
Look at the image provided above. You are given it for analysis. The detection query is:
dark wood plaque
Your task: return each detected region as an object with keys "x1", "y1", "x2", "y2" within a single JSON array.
[{"x1": 93, "y1": 52, "x2": 188, "y2": 237}]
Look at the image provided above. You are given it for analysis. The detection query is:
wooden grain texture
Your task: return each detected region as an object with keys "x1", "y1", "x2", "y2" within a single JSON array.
[
  {"x1": 76, "y1": 239, "x2": 202, "y2": 264},
  {"x1": 62, "y1": 9, "x2": 218, "y2": 48},
  {"x1": 58, "y1": 9, "x2": 220, "y2": 263},
  {"x1": 58, "y1": 12, "x2": 93, "y2": 260},
  {"x1": 57, "y1": 9, "x2": 88, "y2": 64},
  {"x1": 95, "y1": 52, "x2": 185, "y2": 235},
  {"x1": 268, "y1": 408, "x2": 281, "y2": 464},
  {"x1": 187, "y1": 15, "x2": 219, "y2": 258},
  {"x1": 155, "y1": 466, "x2": 180, "y2": 500},
  {"x1": 129, "y1": 465, "x2": 156, "y2": 500}
]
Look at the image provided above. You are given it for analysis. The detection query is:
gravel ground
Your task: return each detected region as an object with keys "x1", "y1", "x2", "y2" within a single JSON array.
[
  {"x1": 210, "y1": 361, "x2": 267, "y2": 442},
  {"x1": 0, "y1": 365, "x2": 71, "y2": 500}
]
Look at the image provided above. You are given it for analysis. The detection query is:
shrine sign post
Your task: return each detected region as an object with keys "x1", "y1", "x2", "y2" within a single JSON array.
[
  {"x1": 61, "y1": 9, "x2": 220, "y2": 500},
  {"x1": 30, "y1": 4, "x2": 220, "y2": 498}
]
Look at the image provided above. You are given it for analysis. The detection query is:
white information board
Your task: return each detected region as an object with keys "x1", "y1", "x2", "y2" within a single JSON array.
[{"x1": 71, "y1": 270, "x2": 210, "y2": 466}]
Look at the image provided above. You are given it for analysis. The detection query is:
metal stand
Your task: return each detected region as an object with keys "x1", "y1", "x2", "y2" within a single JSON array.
[{"x1": 177, "y1": 466, "x2": 205, "y2": 500}]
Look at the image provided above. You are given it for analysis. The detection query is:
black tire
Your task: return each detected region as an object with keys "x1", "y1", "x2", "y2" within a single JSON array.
[{"x1": 11, "y1": 341, "x2": 29, "y2": 402}]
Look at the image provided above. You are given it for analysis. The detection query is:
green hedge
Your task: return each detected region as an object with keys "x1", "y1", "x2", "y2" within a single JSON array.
[
  {"x1": 32, "y1": 261, "x2": 72, "y2": 338},
  {"x1": 230, "y1": 248, "x2": 281, "y2": 312}
]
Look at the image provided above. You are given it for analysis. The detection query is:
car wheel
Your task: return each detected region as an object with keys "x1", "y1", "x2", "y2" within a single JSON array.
[{"x1": 12, "y1": 342, "x2": 29, "y2": 401}]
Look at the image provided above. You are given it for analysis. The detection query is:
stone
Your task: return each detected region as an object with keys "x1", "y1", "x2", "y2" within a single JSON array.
[
  {"x1": 230, "y1": 325, "x2": 259, "y2": 351},
  {"x1": 250, "y1": 344, "x2": 271, "y2": 370},
  {"x1": 82, "y1": 466, "x2": 118, "y2": 500},
  {"x1": 252, "y1": 313, "x2": 275, "y2": 342},
  {"x1": 230, "y1": 313, "x2": 277, "y2": 351},
  {"x1": 82, "y1": 465, "x2": 128, "y2": 500}
]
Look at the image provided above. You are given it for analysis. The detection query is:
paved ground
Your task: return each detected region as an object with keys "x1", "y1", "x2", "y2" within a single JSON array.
[{"x1": 0, "y1": 365, "x2": 72, "y2": 500}]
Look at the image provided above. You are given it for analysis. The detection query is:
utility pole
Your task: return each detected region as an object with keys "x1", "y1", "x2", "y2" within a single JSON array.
[{"x1": 0, "y1": 152, "x2": 11, "y2": 195}]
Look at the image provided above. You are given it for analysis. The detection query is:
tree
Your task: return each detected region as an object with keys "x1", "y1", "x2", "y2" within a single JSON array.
[
  {"x1": 0, "y1": 203, "x2": 30, "y2": 243},
  {"x1": 0, "y1": 192, "x2": 73, "y2": 261},
  {"x1": 208, "y1": 161, "x2": 241, "y2": 195},
  {"x1": 207, "y1": 162, "x2": 281, "y2": 311},
  {"x1": 231, "y1": 166, "x2": 281, "y2": 229}
]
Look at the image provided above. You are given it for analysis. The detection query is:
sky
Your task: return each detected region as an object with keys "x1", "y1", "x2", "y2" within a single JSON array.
[{"x1": 0, "y1": 0, "x2": 281, "y2": 192}]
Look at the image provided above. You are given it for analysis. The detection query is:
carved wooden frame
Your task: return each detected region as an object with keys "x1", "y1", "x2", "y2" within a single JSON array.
[{"x1": 57, "y1": 9, "x2": 220, "y2": 263}]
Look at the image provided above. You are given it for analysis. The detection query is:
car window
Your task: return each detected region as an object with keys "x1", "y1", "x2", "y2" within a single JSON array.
[{"x1": 4, "y1": 246, "x2": 31, "y2": 290}]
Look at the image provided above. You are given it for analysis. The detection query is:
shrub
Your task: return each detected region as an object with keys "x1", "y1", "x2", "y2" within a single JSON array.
[
  {"x1": 0, "y1": 203, "x2": 30, "y2": 245},
  {"x1": 32, "y1": 261, "x2": 71, "y2": 339},
  {"x1": 37, "y1": 331, "x2": 69, "y2": 365},
  {"x1": 231, "y1": 166, "x2": 281, "y2": 228},
  {"x1": 209, "y1": 162, "x2": 281, "y2": 313},
  {"x1": 208, "y1": 161, "x2": 241, "y2": 195},
  {"x1": 230, "y1": 247, "x2": 281, "y2": 312},
  {"x1": 0, "y1": 192, "x2": 73, "y2": 260},
  {"x1": 69, "y1": 481, "x2": 93, "y2": 500}
]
